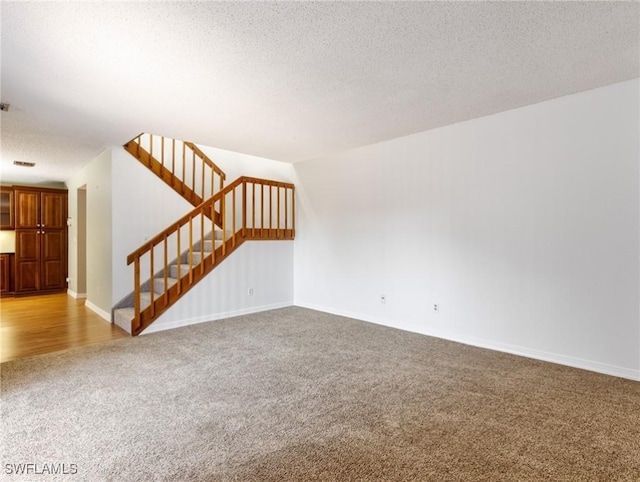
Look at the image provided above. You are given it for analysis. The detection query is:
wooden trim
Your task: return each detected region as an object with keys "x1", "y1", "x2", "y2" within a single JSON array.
[
  {"x1": 188, "y1": 217, "x2": 193, "y2": 284},
  {"x1": 221, "y1": 195, "x2": 226, "y2": 255},
  {"x1": 134, "y1": 257, "x2": 140, "y2": 332},
  {"x1": 172, "y1": 138, "x2": 176, "y2": 174},
  {"x1": 284, "y1": 188, "x2": 288, "y2": 235},
  {"x1": 182, "y1": 143, "x2": 186, "y2": 195},
  {"x1": 164, "y1": 235, "x2": 168, "y2": 304},
  {"x1": 183, "y1": 142, "x2": 226, "y2": 180},
  {"x1": 241, "y1": 176, "x2": 294, "y2": 189},
  {"x1": 232, "y1": 188, "x2": 236, "y2": 248},
  {"x1": 191, "y1": 149, "x2": 196, "y2": 193},
  {"x1": 149, "y1": 246, "x2": 155, "y2": 317},
  {"x1": 200, "y1": 214, "x2": 205, "y2": 275},
  {"x1": 176, "y1": 229, "x2": 181, "y2": 295},
  {"x1": 242, "y1": 182, "x2": 247, "y2": 237},
  {"x1": 124, "y1": 141, "x2": 203, "y2": 206}
]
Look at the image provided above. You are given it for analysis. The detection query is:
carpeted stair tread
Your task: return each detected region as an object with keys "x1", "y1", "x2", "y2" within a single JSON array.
[
  {"x1": 170, "y1": 264, "x2": 194, "y2": 279},
  {"x1": 205, "y1": 229, "x2": 232, "y2": 240},
  {"x1": 152, "y1": 277, "x2": 179, "y2": 293},
  {"x1": 189, "y1": 251, "x2": 212, "y2": 264},
  {"x1": 113, "y1": 291, "x2": 159, "y2": 328},
  {"x1": 201, "y1": 239, "x2": 223, "y2": 251}
]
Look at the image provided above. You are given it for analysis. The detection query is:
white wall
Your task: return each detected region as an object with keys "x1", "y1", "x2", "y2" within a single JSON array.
[
  {"x1": 143, "y1": 240, "x2": 294, "y2": 334},
  {"x1": 77, "y1": 187, "x2": 87, "y2": 295},
  {"x1": 293, "y1": 79, "x2": 640, "y2": 380},
  {"x1": 66, "y1": 149, "x2": 113, "y2": 318},
  {"x1": 111, "y1": 147, "x2": 193, "y2": 305},
  {"x1": 0, "y1": 231, "x2": 16, "y2": 253},
  {"x1": 110, "y1": 145, "x2": 295, "y2": 331},
  {"x1": 197, "y1": 144, "x2": 296, "y2": 184}
]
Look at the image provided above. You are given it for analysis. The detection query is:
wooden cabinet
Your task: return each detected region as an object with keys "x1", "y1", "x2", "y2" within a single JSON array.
[
  {"x1": 15, "y1": 188, "x2": 66, "y2": 229},
  {"x1": 0, "y1": 253, "x2": 13, "y2": 294},
  {"x1": 15, "y1": 230, "x2": 39, "y2": 292},
  {"x1": 14, "y1": 187, "x2": 68, "y2": 294},
  {"x1": 41, "y1": 230, "x2": 66, "y2": 290},
  {"x1": 14, "y1": 189, "x2": 39, "y2": 228},
  {"x1": 0, "y1": 187, "x2": 14, "y2": 229}
]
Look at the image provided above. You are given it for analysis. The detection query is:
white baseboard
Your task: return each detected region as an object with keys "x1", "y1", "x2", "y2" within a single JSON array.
[
  {"x1": 294, "y1": 301, "x2": 640, "y2": 382},
  {"x1": 140, "y1": 301, "x2": 294, "y2": 335},
  {"x1": 85, "y1": 300, "x2": 111, "y2": 322},
  {"x1": 67, "y1": 289, "x2": 87, "y2": 299}
]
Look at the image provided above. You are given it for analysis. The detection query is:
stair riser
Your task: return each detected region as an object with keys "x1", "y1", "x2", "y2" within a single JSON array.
[
  {"x1": 170, "y1": 265, "x2": 191, "y2": 279},
  {"x1": 205, "y1": 230, "x2": 232, "y2": 241},
  {"x1": 198, "y1": 240, "x2": 223, "y2": 252},
  {"x1": 113, "y1": 309, "x2": 133, "y2": 334},
  {"x1": 179, "y1": 251, "x2": 211, "y2": 265},
  {"x1": 192, "y1": 251, "x2": 212, "y2": 263},
  {"x1": 138, "y1": 293, "x2": 153, "y2": 310},
  {"x1": 152, "y1": 277, "x2": 178, "y2": 294}
]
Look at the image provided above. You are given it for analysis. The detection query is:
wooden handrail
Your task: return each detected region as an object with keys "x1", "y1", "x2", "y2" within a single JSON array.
[
  {"x1": 126, "y1": 176, "x2": 292, "y2": 264},
  {"x1": 124, "y1": 134, "x2": 227, "y2": 208},
  {"x1": 184, "y1": 142, "x2": 226, "y2": 181},
  {"x1": 241, "y1": 176, "x2": 294, "y2": 189}
]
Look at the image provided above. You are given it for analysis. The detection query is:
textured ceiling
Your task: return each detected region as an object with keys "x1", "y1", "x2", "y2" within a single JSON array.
[{"x1": 1, "y1": 1, "x2": 638, "y2": 184}]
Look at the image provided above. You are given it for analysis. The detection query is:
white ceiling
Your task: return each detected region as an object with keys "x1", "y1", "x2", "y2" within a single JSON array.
[{"x1": 1, "y1": 1, "x2": 638, "y2": 184}]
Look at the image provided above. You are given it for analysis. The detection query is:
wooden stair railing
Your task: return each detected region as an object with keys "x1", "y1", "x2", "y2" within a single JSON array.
[
  {"x1": 124, "y1": 133, "x2": 227, "y2": 208},
  {"x1": 123, "y1": 176, "x2": 295, "y2": 336}
]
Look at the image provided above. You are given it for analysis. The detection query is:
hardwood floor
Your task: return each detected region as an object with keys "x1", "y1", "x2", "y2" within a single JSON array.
[{"x1": 0, "y1": 293, "x2": 129, "y2": 363}]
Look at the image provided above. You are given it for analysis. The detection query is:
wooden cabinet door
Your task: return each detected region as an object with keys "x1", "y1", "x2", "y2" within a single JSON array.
[
  {"x1": 41, "y1": 192, "x2": 66, "y2": 229},
  {"x1": 13, "y1": 187, "x2": 68, "y2": 293},
  {"x1": 41, "y1": 230, "x2": 66, "y2": 290},
  {"x1": 0, "y1": 188, "x2": 14, "y2": 229},
  {"x1": 0, "y1": 254, "x2": 10, "y2": 293},
  {"x1": 14, "y1": 190, "x2": 39, "y2": 229},
  {"x1": 14, "y1": 230, "x2": 40, "y2": 292}
]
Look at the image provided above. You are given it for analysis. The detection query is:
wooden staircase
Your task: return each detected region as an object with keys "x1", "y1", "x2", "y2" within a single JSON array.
[
  {"x1": 124, "y1": 133, "x2": 226, "y2": 207},
  {"x1": 114, "y1": 134, "x2": 295, "y2": 335}
]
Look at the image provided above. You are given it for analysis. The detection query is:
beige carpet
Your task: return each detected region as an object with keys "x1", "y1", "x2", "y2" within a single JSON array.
[{"x1": 2, "y1": 307, "x2": 639, "y2": 481}]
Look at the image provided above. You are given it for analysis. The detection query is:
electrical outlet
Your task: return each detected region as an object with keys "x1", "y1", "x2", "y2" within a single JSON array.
[
  {"x1": 248, "y1": 287, "x2": 254, "y2": 296},
  {"x1": 433, "y1": 303, "x2": 439, "y2": 313},
  {"x1": 380, "y1": 295, "x2": 386, "y2": 304}
]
